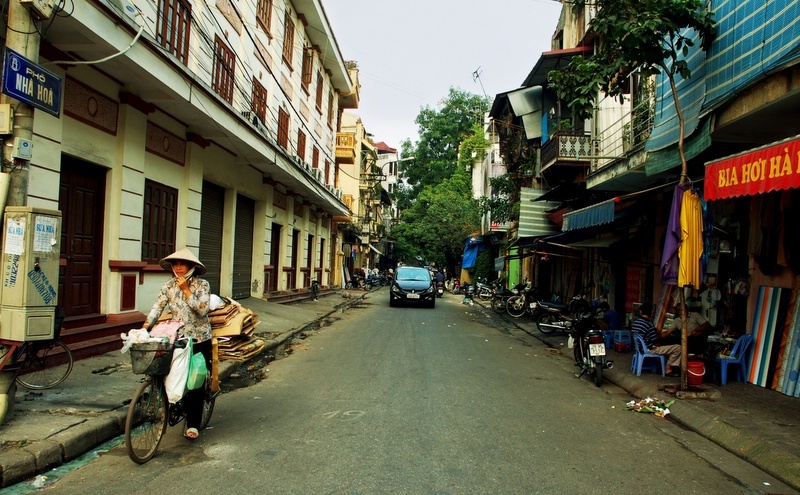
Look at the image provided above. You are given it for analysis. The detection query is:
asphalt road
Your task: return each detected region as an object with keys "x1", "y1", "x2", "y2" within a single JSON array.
[{"x1": 33, "y1": 290, "x2": 789, "y2": 494}]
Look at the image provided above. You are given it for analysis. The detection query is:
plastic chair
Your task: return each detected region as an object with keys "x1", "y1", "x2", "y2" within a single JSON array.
[
  {"x1": 631, "y1": 333, "x2": 666, "y2": 376},
  {"x1": 714, "y1": 334, "x2": 754, "y2": 385},
  {"x1": 613, "y1": 329, "x2": 631, "y2": 352}
]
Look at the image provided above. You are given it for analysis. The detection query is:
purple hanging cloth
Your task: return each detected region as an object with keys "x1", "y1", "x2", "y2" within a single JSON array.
[{"x1": 660, "y1": 183, "x2": 690, "y2": 285}]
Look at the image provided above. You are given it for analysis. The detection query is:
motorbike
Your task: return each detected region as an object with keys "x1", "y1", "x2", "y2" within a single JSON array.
[
  {"x1": 536, "y1": 294, "x2": 592, "y2": 334},
  {"x1": 475, "y1": 278, "x2": 496, "y2": 301},
  {"x1": 570, "y1": 310, "x2": 613, "y2": 386},
  {"x1": 436, "y1": 281, "x2": 444, "y2": 298},
  {"x1": 506, "y1": 282, "x2": 539, "y2": 318},
  {"x1": 491, "y1": 283, "x2": 518, "y2": 314},
  {"x1": 451, "y1": 279, "x2": 461, "y2": 294}
]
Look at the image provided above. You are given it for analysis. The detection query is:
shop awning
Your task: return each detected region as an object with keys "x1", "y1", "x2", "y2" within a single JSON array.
[
  {"x1": 368, "y1": 244, "x2": 383, "y2": 256},
  {"x1": 704, "y1": 134, "x2": 800, "y2": 201},
  {"x1": 562, "y1": 199, "x2": 615, "y2": 231},
  {"x1": 561, "y1": 196, "x2": 638, "y2": 232},
  {"x1": 519, "y1": 187, "x2": 560, "y2": 237}
]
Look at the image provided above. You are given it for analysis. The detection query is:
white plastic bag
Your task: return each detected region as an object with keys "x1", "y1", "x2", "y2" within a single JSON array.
[
  {"x1": 165, "y1": 339, "x2": 192, "y2": 403},
  {"x1": 120, "y1": 329, "x2": 161, "y2": 354}
]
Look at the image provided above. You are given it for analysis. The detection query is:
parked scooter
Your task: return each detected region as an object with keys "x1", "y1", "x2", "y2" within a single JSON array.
[
  {"x1": 491, "y1": 283, "x2": 518, "y2": 314},
  {"x1": 570, "y1": 310, "x2": 613, "y2": 386},
  {"x1": 536, "y1": 294, "x2": 592, "y2": 334},
  {"x1": 451, "y1": 279, "x2": 461, "y2": 295},
  {"x1": 506, "y1": 282, "x2": 539, "y2": 318},
  {"x1": 475, "y1": 278, "x2": 496, "y2": 301}
]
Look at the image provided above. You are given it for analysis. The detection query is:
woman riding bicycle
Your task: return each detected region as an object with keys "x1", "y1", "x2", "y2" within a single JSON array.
[{"x1": 141, "y1": 247, "x2": 211, "y2": 440}]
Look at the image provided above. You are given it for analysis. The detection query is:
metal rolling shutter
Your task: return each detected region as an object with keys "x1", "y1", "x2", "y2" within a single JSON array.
[
  {"x1": 232, "y1": 194, "x2": 254, "y2": 299},
  {"x1": 199, "y1": 181, "x2": 224, "y2": 294}
]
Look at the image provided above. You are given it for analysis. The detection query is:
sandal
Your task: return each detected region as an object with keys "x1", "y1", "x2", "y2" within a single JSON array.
[
  {"x1": 666, "y1": 370, "x2": 680, "y2": 377},
  {"x1": 184, "y1": 427, "x2": 199, "y2": 439}
]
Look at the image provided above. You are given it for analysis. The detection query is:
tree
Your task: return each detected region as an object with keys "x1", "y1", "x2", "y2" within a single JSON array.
[
  {"x1": 397, "y1": 88, "x2": 489, "y2": 201},
  {"x1": 549, "y1": 0, "x2": 715, "y2": 181},
  {"x1": 548, "y1": 0, "x2": 716, "y2": 390},
  {"x1": 392, "y1": 168, "x2": 480, "y2": 270}
]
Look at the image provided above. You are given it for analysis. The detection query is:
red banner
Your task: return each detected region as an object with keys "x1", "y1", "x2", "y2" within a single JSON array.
[{"x1": 705, "y1": 136, "x2": 800, "y2": 200}]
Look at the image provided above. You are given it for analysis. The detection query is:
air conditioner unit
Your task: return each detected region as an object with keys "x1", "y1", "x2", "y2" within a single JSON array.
[
  {"x1": 334, "y1": 188, "x2": 342, "y2": 199},
  {"x1": 312, "y1": 168, "x2": 323, "y2": 182}
]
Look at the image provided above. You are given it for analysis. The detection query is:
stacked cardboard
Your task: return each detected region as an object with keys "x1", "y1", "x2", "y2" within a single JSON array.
[{"x1": 210, "y1": 298, "x2": 263, "y2": 361}]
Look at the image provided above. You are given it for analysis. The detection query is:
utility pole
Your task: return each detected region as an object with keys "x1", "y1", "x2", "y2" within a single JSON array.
[{"x1": 3, "y1": 0, "x2": 41, "y2": 207}]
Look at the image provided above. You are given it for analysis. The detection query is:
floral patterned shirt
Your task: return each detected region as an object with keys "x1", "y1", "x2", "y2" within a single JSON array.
[{"x1": 144, "y1": 277, "x2": 212, "y2": 343}]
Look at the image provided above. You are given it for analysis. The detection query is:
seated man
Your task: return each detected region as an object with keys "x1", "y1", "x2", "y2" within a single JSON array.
[
  {"x1": 597, "y1": 302, "x2": 621, "y2": 330},
  {"x1": 631, "y1": 302, "x2": 682, "y2": 377},
  {"x1": 661, "y1": 305, "x2": 711, "y2": 354}
]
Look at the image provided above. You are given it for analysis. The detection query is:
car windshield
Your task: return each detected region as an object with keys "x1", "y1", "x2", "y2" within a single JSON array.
[{"x1": 397, "y1": 269, "x2": 430, "y2": 281}]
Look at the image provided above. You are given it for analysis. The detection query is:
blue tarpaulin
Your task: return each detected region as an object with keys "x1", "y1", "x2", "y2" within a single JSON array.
[{"x1": 462, "y1": 236, "x2": 484, "y2": 269}]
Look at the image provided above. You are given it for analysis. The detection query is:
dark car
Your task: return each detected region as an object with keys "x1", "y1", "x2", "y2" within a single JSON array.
[{"x1": 390, "y1": 266, "x2": 436, "y2": 308}]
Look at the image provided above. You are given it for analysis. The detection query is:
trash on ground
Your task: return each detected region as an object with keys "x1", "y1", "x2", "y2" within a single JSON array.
[{"x1": 625, "y1": 397, "x2": 675, "y2": 417}]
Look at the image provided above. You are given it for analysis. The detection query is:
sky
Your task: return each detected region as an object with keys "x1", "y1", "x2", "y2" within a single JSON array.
[{"x1": 323, "y1": 0, "x2": 564, "y2": 150}]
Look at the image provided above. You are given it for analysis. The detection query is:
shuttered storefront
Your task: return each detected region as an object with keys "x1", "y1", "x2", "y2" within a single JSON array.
[
  {"x1": 233, "y1": 194, "x2": 254, "y2": 299},
  {"x1": 199, "y1": 181, "x2": 224, "y2": 294}
]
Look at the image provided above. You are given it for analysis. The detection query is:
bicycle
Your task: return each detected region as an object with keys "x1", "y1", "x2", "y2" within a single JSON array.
[
  {"x1": 0, "y1": 307, "x2": 72, "y2": 390},
  {"x1": 124, "y1": 338, "x2": 217, "y2": 464}
]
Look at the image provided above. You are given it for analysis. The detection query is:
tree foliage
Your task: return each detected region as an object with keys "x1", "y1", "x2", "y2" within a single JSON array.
[
  {"x1": 548, "y1": 0, "x2": 715, "y2": 177},
  {"x1": 392, "y1": 168, "x2": 480, "y2": 268},
  {"x1": 397, "y1": 88, "x2": 489, "y2": 201}
]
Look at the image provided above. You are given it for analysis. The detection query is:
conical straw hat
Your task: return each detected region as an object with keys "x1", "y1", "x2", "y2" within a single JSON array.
[{"x1": 159, "y1": 247, "x2": 207, "y2": 276}]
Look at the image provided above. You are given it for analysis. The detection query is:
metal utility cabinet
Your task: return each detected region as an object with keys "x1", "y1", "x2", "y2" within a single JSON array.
[{"x1": 0, "y1": 206, "x2": 62, "y2": 341}]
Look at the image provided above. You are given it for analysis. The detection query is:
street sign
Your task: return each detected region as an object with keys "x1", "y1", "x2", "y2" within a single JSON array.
[{"x1": 2, "y1": 47, "x2": 62, "y2": 117}]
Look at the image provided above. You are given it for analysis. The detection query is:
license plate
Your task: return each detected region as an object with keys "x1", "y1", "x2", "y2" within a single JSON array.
[
  {"x1": 407, "y1": 293, "x2": 420, "y2": 299},
  {"x1": 589, "y1": 343, "x2": 606, "y2": 356}
]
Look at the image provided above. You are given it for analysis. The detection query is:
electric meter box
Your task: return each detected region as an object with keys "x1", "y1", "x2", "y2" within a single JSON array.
[{"x1": 0, "y1": 206, "x2": 62, "y2": 341}]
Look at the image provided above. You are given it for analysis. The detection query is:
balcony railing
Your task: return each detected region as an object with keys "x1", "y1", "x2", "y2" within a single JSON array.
[
  {"x1": 539, "y1": 131, "x2": 593, "y2": 175},
  {"x1": 336, "y1": 132, "x2": 356, "y2": 164}
]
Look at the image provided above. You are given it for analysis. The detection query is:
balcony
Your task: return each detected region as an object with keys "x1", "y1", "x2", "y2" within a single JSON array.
[
  {"x1": 336, "y1": 132, "x2": 356, "y2": 164},
  {"x1": 539, "y1": 131, "x2": 593, "y2": 177}
]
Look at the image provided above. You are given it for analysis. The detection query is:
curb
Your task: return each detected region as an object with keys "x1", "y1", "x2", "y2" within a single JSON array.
[{"x1": 0, "y1": 291, "x2": 367, "y2": 488}]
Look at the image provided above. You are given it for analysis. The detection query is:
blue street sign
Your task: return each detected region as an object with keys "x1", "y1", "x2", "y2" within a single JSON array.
[{"x1": 2, "y1": 47, "x2": 62, "y2": 117}]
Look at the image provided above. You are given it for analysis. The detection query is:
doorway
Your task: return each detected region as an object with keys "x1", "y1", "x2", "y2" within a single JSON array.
[{"x1": 58, "y1": 156, "x2": 106, "y2": 317}]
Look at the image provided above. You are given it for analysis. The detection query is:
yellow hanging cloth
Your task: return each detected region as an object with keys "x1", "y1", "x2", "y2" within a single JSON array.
[{"x1": 678, "y1": 189, "x2": 703, "y2": 288}]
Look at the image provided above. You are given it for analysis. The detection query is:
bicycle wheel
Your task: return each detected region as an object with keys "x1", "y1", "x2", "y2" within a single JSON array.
[
  {"x1": 16, "y1": 340, "x2": 74, "y2": 390},
  {"x1": 125, "y1": 377, "x2": 168, "y2": 464},
  {"x1": 200, "y1": 383, "x2": 217, "y2": 430}
]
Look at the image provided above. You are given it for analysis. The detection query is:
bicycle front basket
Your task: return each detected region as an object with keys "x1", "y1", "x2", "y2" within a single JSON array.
[{"x1": 130, "y1": 341, "x2": 174, "y2": 375}]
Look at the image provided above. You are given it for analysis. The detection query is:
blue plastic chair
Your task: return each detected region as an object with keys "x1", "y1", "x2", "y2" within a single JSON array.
[
  {"x1": 714, "y1": 334, "x2": 754, "y2": 385},
  {"x1": 631, "y1": 333, "x2": 666, "y2": 376}
]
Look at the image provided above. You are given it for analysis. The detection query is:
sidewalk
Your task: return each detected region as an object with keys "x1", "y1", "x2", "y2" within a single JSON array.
[
  {"x1": 493, "y1": 304, "x2": 800, "y2": 492},
  {"x1": 1, "y1": 292, "x2": 799, "y2": 491}
]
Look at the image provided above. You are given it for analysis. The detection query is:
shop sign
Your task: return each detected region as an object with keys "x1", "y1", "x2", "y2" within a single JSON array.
[{"x1": 705, "y1": 136, "x2": 800, "y2": 200}]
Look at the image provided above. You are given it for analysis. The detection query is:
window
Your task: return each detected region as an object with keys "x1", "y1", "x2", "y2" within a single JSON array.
[
  {"x1": 327, "y1": 89, "x2": 334, "y2": 128},
  {"x1": 142, "y1": 180, "x2": 178, "y2": 263},
  {"x1": 156, "y1": 0, "x2": 191, "y2": 65},
  {"x1": 282, "y1": 12, "x2": 295, "y2": 68},
  {"x1": 315, "y1": 72, "x2": 324, "y2": 113},
  {"x1": 278, "y1": 107, "x2": 289, "y2": 149},
  {"x1": 256, "y1": 0, "x2": 273, "y2": 35},
  {"x1": 213, "y1": 36, "x2": 236, "y2": 103},
  {"x1": 251, "y1": 77, "x2": 268, "y2": 124},
  {"x1": 324, "y1": 160, "x2": 331, "y2": 184},
  {"x1": 312, "y1": 146, "x2": 320, "y2": 169},
  {"x1": 301, "y1": 48, "x2": 313, "y2": 93},
  {"x1": 297, "y1": 130, "x2": 306, "y2": 161}
]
